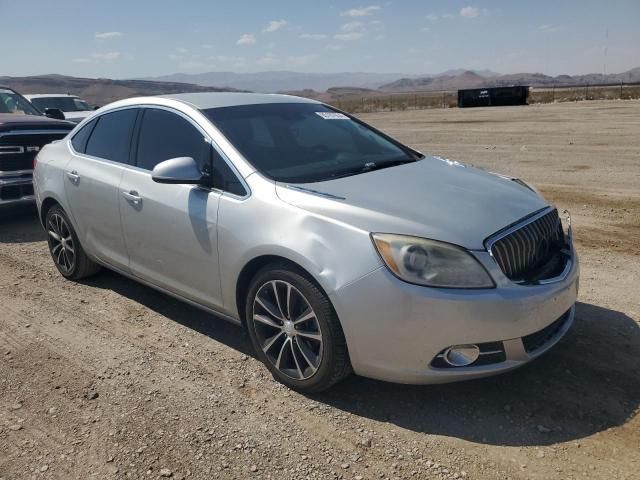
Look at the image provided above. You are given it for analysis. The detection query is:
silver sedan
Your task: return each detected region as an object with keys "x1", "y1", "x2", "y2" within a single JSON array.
[{"x1": 33, "y1": 93, "x2": 579, "y2": 392}]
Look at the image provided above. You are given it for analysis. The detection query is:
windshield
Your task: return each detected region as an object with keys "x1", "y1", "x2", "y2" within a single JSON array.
[
  {"x1": 203, "y1": 103, "x2": 417, "y2": 183},
  {"x1": 30, "y1": 96, "x2": 92, "y2": 112},
  {"x1": 0, "y1": 89, "x2": 42, "y2": 116}
]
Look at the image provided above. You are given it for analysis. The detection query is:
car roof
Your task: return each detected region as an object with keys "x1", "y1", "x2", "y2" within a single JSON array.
[
  {"x1": 24, "y1": 93, "x2": 79, "y2": 99},
  {"x1": 158, "y1": 92, "x2": 319, "y2": 110}
]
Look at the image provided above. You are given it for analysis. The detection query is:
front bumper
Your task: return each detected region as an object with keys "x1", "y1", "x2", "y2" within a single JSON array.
[
  {"x1": 330, "y1": 249, "x2": 579, "y2": 384},
  {"x1": 0, "y1": 173, "x2": 34, "y2": 208}
]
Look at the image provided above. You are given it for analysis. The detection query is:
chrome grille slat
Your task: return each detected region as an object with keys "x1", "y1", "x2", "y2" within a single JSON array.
[
  {"x1": 514, "y1": 229, "x2": 528, "y2": 273},
  {"x1": 526, "y1": 223, "x2": 538, "y2": 265},
  {"x1": 521, "y1": 224, "x2": 535, "y2": 267},
  {"x1": 486, "y1": 208, "x2": 563, "y2": 281}
]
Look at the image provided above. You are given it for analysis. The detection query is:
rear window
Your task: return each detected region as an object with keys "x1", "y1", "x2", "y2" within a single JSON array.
[
  {"x1": 85, "y1": 109, "x2": 138, "y2": 164},
  {"x1": 30, "y1": 97, "x2": 93, "y2": 112}
]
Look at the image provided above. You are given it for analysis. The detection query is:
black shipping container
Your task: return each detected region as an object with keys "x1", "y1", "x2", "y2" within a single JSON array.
[{"x1": 458, "y1": 86, "x2": 529, "y2": 108}]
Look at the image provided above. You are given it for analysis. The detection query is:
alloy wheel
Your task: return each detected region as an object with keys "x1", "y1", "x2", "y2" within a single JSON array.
[
  {"x1": 47, "y1": 213, "x2": 75, "y2": 274},
  {"x1": 252, "y1": 280, "x2": 323, "y2": 380}
]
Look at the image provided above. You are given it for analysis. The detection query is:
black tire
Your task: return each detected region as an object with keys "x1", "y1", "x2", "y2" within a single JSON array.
[
  {"x1": 245, "y1": 264, "x2": 351, "y2": 393},
  {"x1": 45, "y1": 205, "x2": 101, "y2": 280}
]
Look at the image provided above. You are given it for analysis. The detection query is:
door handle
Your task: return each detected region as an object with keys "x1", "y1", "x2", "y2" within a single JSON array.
[
  {"x1": 122, "y1": 190, "x2": 142, "y2": 206},
  {"x1": 65, "y1": 170, "x2": 80, "y2": 184}
]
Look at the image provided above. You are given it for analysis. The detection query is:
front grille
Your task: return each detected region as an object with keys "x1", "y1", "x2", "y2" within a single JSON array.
[
  {"x1": 0, "y1": 130, "x2": 69, "y2": 173},
  {"x1": 487, "y1": 208, "x2": 567, "y2": 282},
  {"x1": 522, "y1": 309, "x2": 571, "y2": 354}
]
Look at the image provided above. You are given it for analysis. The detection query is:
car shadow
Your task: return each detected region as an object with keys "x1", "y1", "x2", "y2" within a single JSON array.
[
  {"x1": 82, "y1": 266, "x2": 640, "y2": 447},
  {"x1": 82, "y1": 269, "x2": 253, "y2": 357},
  {"x1": 0, "y1": 205, "x2": 46, "y2": 243}
]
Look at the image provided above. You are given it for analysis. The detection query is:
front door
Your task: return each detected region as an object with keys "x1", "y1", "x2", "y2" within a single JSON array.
[{"x1": 119, "y1": 107, "x2": 223, "y2": 308}]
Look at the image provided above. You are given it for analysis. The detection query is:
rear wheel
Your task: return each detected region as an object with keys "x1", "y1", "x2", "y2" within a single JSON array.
[
  {"x1": 245, "y1": 265, "x2": 351, "y2": 392},
  {"x1": 45, "y1": 205, "x2": 101, "y2": 280}
]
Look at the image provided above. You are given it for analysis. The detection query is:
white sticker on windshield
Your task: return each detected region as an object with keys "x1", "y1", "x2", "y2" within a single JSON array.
[{"x1": 315, "y1": 112, "x2": 349, "y2": 120}]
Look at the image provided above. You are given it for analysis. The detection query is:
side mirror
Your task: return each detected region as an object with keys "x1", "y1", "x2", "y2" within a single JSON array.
[
  {"x1": 151, "y1": 157, "x2": 205, "y2": 185},
  {"x1": 44, "y1": 108, "x2": 65, "y2": 120},
  {"x1": 93, "y1": 105, "x2": 100, "y2": 110}
]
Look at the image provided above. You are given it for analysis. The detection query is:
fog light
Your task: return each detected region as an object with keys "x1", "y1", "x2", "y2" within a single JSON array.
[{"x1": 444, "y1": 345, "x2": 480, "y2": 367}]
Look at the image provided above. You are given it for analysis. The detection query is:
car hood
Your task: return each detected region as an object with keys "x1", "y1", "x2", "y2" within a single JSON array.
[
  {"x1": 0, "y1": 113, "x2": 74, "y2": 129},
  {"x1": 275, "y1": 156, "x2": 549, "y2": 250}
]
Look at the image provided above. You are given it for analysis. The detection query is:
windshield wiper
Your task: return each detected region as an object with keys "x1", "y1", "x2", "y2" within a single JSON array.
[{"x1": 328, "y1": 157, "x2": 417, "y2": 180}]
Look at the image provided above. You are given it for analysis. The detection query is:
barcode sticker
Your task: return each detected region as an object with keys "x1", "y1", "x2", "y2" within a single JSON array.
[{"x1": 315, "y1": 112, "x2": 349, "y2": 120}]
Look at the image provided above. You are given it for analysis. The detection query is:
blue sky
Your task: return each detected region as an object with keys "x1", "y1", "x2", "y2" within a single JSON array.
[{"x1": 2, "y1": 0, "x2": 639, "y2": 78}]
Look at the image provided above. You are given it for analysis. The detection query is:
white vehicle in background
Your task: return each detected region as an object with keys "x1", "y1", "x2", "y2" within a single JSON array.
[{"x1": 25, "y1": 94, "x2": 97, "y2": 123}]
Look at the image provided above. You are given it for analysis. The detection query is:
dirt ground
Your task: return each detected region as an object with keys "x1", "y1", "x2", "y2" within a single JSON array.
[{"x1": 1, "y1": 100, "x2": 638, "y2": 480}]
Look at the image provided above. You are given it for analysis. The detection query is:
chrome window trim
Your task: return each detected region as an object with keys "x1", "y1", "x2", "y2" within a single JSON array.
[
  {"x1": 67, "y1": 149, "x2": 131, "y2": 170},
  {"x1": 485, "y1": 206, "x2": 573, "y2": 285}
]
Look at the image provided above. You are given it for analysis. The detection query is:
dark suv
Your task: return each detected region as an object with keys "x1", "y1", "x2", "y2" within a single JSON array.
[{"x1": 0, "y1": 86, "x2": 74, "y2": 208}]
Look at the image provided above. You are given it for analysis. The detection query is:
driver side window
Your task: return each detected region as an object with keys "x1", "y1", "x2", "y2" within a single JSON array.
[{"x1": 136, "y1": 108, "x2": 209, "y2": 171}]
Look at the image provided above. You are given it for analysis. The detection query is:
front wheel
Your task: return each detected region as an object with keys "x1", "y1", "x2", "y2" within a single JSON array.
[{"x1": 245, "y1": 265, "x2": 351, "y2": 393}]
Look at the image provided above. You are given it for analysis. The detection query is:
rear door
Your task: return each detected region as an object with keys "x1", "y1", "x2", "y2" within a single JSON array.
[
  {"x1": 119, "y1": 107, "x2": 223, "y2": 308},
  {"x1": 64, "y1": 108, "x2": 138, "y2": 270}
]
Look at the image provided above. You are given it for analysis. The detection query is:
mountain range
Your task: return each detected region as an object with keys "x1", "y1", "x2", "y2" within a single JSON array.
[
  {"x1": 144, "y1": 67, "x2": 640, "y2": 93},
  {"x1": 2, "y1": 67, "x2": 638, "y2": 107},
  {"x1": 142, "y1": 69, "x2": 500, "y2": 93},
  {"x1": 0, "y1": 74, "x2": 240, "y2": 106},
  {"x1": 379, "y1": 67, "x2": 640, "y2": 92}
]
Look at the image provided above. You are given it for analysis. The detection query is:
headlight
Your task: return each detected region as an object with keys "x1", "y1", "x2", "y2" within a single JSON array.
[{"x1": 371, "y1": 233, "x2": 495, "y2": 288}]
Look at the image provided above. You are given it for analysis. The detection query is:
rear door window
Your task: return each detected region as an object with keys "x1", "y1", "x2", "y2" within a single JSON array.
[
  {"x1": 70, "y1": 119, "x2": 97, "y2": 153},
  {"x1": 85, "y1": 109, "x2": 138, "y2": 164}
]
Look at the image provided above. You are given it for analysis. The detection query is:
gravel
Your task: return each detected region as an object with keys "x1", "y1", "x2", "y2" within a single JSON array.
[{"x1": 0, "y1": 101, "x2": 638, "y2": 480}]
